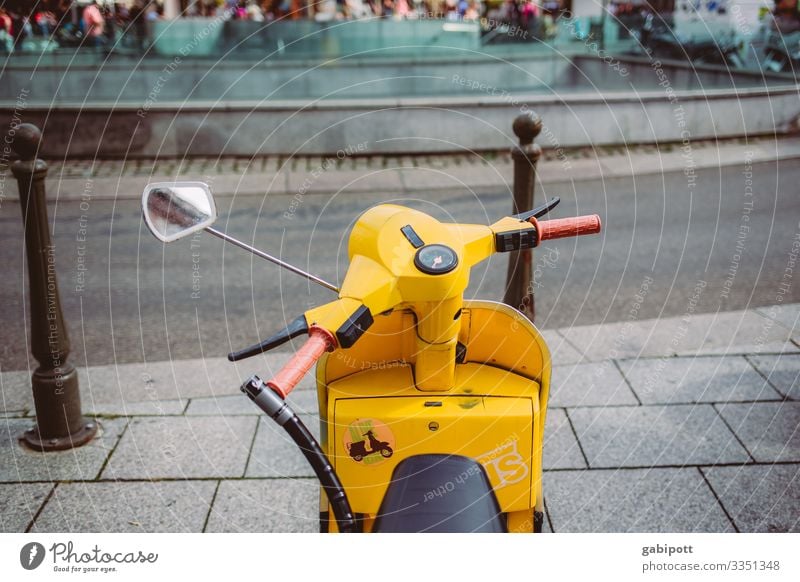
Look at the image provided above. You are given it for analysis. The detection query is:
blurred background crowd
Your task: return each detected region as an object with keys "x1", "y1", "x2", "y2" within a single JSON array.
[{"x1": 0, "y1": 0, "x2": 798, "y2": 73}]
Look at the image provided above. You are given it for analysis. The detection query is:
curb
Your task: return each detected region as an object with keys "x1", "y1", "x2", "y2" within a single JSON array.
[{"x1": 6, "y1": 137, "x2": 800, "y2": 202}]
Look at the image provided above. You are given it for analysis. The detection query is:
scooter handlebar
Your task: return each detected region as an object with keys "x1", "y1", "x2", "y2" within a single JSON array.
[
  {"x1": 530, "y1": 214, "x2": 602, "y2": 244},
  {"x1": 266, "y1": 326, "x2": 336, "y2": 399}
]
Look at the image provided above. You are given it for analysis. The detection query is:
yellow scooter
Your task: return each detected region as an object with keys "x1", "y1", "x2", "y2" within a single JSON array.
[{"x1": 142, "y1": 182, "x2": 601, "y2": 533}]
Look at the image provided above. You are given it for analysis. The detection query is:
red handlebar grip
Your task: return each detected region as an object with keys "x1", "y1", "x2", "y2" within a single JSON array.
[
  {"x1": 266, "y1": 326, "x2": 335, "y2": 399},
  {"x1": 531, "y1": 214, "x2": 602, "y2": 244}
]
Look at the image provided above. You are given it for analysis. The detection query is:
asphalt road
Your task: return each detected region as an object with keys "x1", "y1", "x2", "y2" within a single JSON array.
[{"x1": 2, "y1": 158, "x2": 798, "y2": 370}]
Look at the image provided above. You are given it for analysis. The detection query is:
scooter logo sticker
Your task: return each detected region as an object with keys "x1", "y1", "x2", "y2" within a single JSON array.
[
  {"x1": 477, "y1": 437, "x2": 529, "y2": 489},
  {"x1": 344, "y1": 418, "x2": 395, "y2": 465}
]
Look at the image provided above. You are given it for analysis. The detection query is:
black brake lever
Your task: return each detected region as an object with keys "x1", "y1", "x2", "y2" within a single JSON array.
[
  {"x1": 512, "y1": 196, "x2": 561, "y2": 221},
  {"x1": 227, "y1": 315, "x2": 309, "y2": 362}
]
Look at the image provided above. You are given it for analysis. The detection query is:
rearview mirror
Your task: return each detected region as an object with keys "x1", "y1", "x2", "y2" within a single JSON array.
[{"x1": 142, "y1": 182, "x2": 216, "y2": 243}]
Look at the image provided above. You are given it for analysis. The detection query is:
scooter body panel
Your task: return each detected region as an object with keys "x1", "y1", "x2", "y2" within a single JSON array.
[{"x1": 316, "y1": 300, "x2": 551, "y2": 532}]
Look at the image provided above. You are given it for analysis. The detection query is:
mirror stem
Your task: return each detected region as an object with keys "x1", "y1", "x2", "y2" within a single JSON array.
[{"x1": 204, "y1": 227, "x2": 340, "y2": 293}]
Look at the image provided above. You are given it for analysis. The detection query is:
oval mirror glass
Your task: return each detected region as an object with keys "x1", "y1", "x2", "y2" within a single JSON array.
[{"x1": 142, "y1": 182, "x2": 216, "y2": 243}]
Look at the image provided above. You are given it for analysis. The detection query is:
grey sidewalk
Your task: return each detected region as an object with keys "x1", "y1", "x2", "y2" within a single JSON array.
[
  {"x1": 17, "y1": 134, "x2": 800, "y2": 201},
  {"x1": 1, "y1": 303, "x2": 798, "y2": 533}
]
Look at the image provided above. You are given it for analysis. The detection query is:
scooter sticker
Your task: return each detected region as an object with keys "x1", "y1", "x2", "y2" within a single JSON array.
[
  {"x1": 476, "y1": 437, "x2": 529, "y2": 489},
  {"x1": 344, "y1": 418, "x2": 395, "y2": 465}
]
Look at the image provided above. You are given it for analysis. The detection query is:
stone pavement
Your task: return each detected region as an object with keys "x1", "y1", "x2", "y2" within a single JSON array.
[
  {"x1": 27, "y1": 135, "x2": 800, "y2": 201},
  {"x1": 1, "y1": 303, "x2": 798, "y2": 533}
]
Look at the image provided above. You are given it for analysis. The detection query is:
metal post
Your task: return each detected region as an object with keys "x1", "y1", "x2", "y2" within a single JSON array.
[
  {"x1": 10, "y1": 123, "x2": 97, "y2": 451},
  {"x1": 502, "y1": 112, "x2": 542, "y2": 322}
]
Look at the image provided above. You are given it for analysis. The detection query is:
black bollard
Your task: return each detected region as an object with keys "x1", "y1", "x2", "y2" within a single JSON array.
[
  {"x1": 503, "y1": 112, "x2": 543, "y2": 322},
  {"x1": 10, "y1": 123, "x2": 98, "y2": 451}
]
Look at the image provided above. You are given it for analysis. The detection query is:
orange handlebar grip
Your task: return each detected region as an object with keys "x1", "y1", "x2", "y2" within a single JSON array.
[
  {"x1": 266, "y1": 326, "x2": 335, "y2": 399},
  {"x1": 531, "y1": 214, "x2": 602, "y2": 244}
]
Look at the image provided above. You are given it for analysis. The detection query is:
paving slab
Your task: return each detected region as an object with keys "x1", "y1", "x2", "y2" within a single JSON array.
[
  {"x1": 550, "y1": 361, "x2": 638, "y2": 408},
  {"x1": 74, "y1": 356, "x2": 285, "y2": 403},
  {"x1": 568, "y1": 404, "x2": 751, "y2": 468},
  {"x1": 102, "y1": 416, "x2": 257, "y2": 479},
  {"x1": 186, "y1": 389, "x2": 319, "y2": 416},
  {"x1": 545, "y1": 468, "x2": 735, "y2": 532},
  {"x1": 715, "y1": 402, "x2": 800, "y2": 463},
  {"x1": 31, "y1": 480, "x2": 217, "y2": 533},
  {"x1": 0, "y1": 370, "x2": 33, "y2": 413},
  {"x1": 541, "y1": 330, "x2": 585, "y2": 366},
  {"x1": 543, "y1": 409, "x2": 587, "y2": 470},
  {"x1": 0, "y1": 355, "x2": 317, "y2": 411},
  {"x1": 246, "y1": 415, "x2": 320, "y2": 478},
  {"x1": 0, "y1": 418, "x2": 127, "y2": 483},
  {"x1": 619, "y1": 356, "x2": 782, "y2": 405},
  {"x1": 3, "y1": 372, "x2": 186, "y2": 418},
  {"x1": 748, "y1": 353, "x2": 800, "y2": 400},
  {"x1": 702, "y1": 464, "x2": 800, "y2": 533},
  {"x1": 83, "y1": 399, "x2": 187, "y2": 417},
  {"x1": 205, "y1": 478, "x2": 318, "y2": 533},
  {"x1": 756, "y1": 304, "x2": 800, "y2": 335},
  {"x1": 0, "y1": 483, "x2": 54, "y2": 533},
  {"x1": 561, "y1": 310, "x2": 790, "y2": 362}
]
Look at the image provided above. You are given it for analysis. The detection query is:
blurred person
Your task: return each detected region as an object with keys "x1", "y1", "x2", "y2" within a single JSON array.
[
  {"x1": 147, "y1": 2, "x2": 163, "y2": 21},
  {"x1": 82, "y1": 0, "x2": 106, "y2": 47},
  {"x1": 395, "y1": 0, "x2": 411, "y2": 17},
  {"x1": 128, "y1": 0, "x2": 149, "y2": 49},
  {"x1": 115, "y1": 2, "x2": 130, "y2": 24},
  {"x1": 247, "y1": 0, "x2": 266, "y2": 20},
  {"x1": 101, "y1": 2, "x2": 116, "y2": 45},
  {"x1": 0, "y1": 8, "x2": 13, "y2": 52},
  {"x1": 346, "y1": 0, "x2": 373, "y2": 18},
  {"x1": 464, "y1": 0, "x2": 479, "y2": 19},
  {"x1": 235, "y1": 1, "x2": 249, "y2": 18},
  {"x1": 770, "y1": 0, "x2": 800, "y2": 33},
  {"x1": 35, "y1": 10, "x2": 57, "y2": 38},
  {"x1": 9, "y1": 9, "x2": 27, "y2": 49}
]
